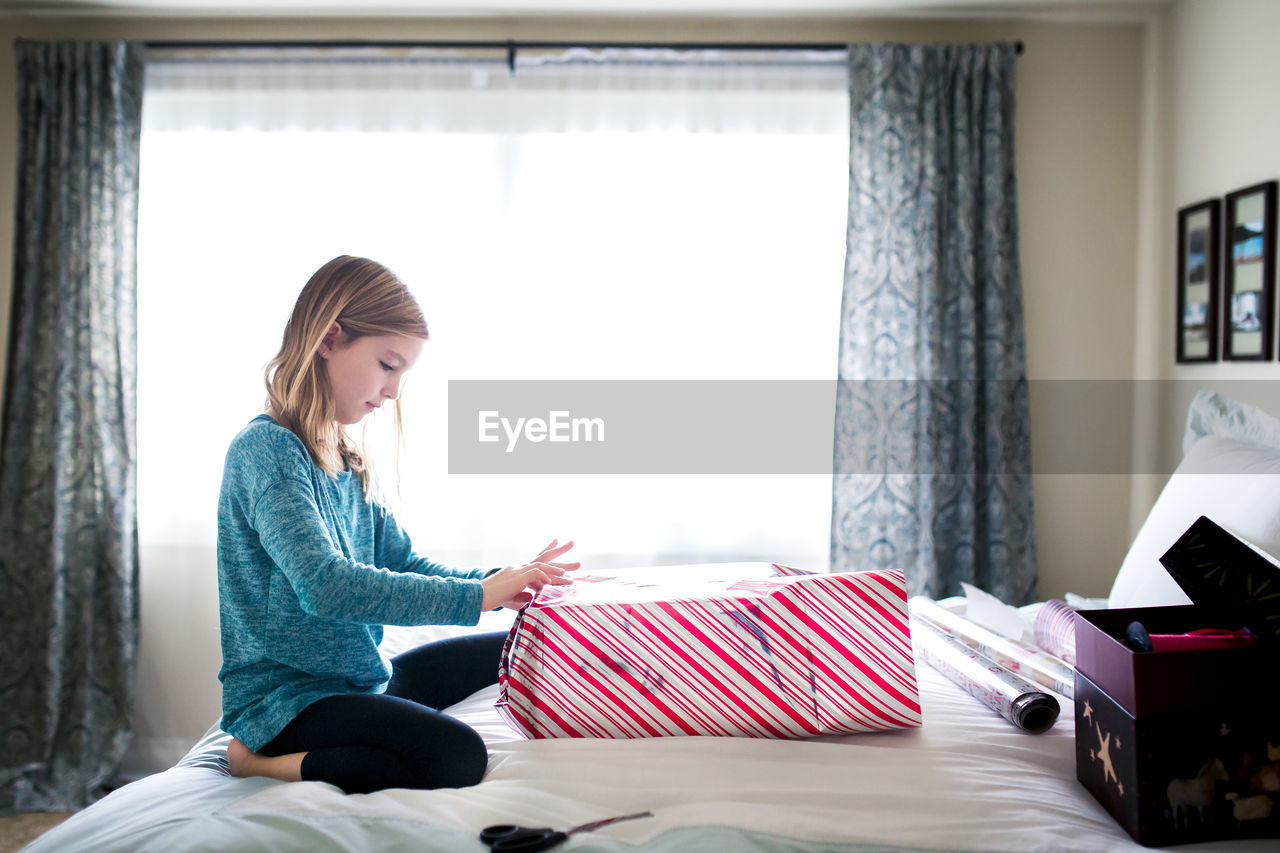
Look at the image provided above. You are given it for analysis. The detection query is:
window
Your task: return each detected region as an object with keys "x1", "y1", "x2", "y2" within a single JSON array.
[{"x1": 138, "y1": 48, "x2": 848, "y2": 570}]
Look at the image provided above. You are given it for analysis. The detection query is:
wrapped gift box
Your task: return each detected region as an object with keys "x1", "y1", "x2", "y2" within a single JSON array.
[
  {"x1": 496, "y1": 563, "x2": 921, "y2": 739},
  {"x1": 1074, "y1": 516, "x2": 1280, "y2": 846}
]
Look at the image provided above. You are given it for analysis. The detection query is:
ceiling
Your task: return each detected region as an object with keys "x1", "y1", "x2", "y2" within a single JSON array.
[{"x1": 0, "y1": 0, "x2": 1173, "y2": 20}]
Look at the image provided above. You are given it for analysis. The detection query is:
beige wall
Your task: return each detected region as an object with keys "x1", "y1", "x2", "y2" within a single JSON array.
[
  {"x1": 0, "y1": 11, "x2": 1148, "y2": 771},
  {"x1": 1155, "y1": 0, "x2": 1280, "y2": 460},
  {"x1": 1120, "y1": 0, "x2": 1280, "y2": 545}
]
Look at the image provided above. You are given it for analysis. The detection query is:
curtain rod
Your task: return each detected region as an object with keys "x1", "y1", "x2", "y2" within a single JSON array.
[{"x1": 144, "y1": 39, "x2": 1025, "y2": 72}]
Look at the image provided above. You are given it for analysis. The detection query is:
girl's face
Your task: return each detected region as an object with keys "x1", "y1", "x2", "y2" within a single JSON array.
[{"x1": 320, "y1": 330, "x2": 425, "y2": 426}]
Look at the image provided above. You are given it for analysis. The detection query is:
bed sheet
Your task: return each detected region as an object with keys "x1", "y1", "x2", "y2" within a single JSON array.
[{"x1": 25, "y1": 647, "x2": 1277, "y2": 853}]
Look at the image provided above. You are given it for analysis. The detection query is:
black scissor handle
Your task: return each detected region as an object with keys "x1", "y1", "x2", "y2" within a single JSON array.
[
  {"x1": 480, "y1": 824, "x2": 524, "y2": 845},
  {"x1": 480, "y1": 826, "x2": 567, "y2": 853}
]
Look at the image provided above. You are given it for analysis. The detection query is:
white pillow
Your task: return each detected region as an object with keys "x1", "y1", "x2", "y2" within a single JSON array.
[
  {"x1": 1108, "y1": 434, "x2": 1280, "y2": 608},
  {"x1": 1183, "y1": 389, "x2": 1280, "y2": 455}
]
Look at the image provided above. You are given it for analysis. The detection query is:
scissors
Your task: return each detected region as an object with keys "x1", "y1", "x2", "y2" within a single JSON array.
[{"x1": 479, "y1": 810, "x2": 653, "y2": 852}]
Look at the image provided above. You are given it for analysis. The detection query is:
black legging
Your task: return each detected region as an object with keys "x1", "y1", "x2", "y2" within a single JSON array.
[{"x1": 257, "y1": 631, "x2": 507, "y2": 794}]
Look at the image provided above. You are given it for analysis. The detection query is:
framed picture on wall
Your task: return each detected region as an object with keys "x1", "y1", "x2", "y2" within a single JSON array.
[
  {"x1": 1176, "y1": 198, "x2": 1220, "y2": 363},
  {"x1": 1222, "y1": 180, "x2": 1277, "y2": 361}
]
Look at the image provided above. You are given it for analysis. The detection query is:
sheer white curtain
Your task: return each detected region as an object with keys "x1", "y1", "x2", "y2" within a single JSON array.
[{"x1": 138, "y1": 46, "x2": 849, "y2": 574}]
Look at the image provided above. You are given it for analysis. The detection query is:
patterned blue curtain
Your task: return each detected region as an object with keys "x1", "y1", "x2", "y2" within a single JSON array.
[
  {"x1": 830, "y1": 43, "x2": 1036, "y2": 604},
  {"x1": 0, "y1": 41, "x2": 144, "y2": 813}
]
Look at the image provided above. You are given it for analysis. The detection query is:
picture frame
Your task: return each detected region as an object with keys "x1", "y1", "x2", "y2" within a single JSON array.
[
  {"x1": 1176, "y1": 198, "x2": 1220, "y2": 363},
  {"x1": 1221, "y1": 180, "x2": 1277, "y2": 361}
]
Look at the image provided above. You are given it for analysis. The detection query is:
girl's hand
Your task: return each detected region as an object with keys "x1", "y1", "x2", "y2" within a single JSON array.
[
  {"x1": 480, "y1": 539, "x2": 580, "y2": 611},
  {"x1": 480, "y1": 562, "x2": 572, "y2": 610},
  {"x1": 530, "y1": 538, "x2": 580, "y2": 576}
]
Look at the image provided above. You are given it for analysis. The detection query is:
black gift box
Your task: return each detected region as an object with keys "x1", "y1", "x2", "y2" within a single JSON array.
[{"x1": 1074, "y1": 516, "x2": 1280, "y2": 847}]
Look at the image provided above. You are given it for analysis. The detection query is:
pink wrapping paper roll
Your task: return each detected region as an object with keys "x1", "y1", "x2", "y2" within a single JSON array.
[{"x1": 1033, "y1": 599, "x2": 1077, "y2": 665}]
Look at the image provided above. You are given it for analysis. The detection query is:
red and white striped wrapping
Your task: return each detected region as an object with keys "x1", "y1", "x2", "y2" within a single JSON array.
[{"x1": 495, "y1": 563, "x2": 921, "y2": 739}]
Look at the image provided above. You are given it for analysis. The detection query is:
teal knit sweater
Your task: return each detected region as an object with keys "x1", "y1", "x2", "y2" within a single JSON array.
[{"x1": 216, "y1": 414, "x2": 489, "y2": 751}]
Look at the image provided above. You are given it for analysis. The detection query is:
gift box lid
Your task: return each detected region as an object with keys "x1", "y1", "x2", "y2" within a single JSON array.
[{"x1": 1157, "y1": 515, "x2": 1280, "y2": 646}]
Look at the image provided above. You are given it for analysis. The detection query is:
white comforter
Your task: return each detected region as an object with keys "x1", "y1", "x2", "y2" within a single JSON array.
[{"x1": 25, "y1": 617, "x2": 1275, "y2": 852}]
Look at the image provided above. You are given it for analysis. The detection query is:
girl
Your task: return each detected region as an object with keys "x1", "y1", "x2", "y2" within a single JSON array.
[{"x1": 217, "y1": 255, "x2": 576, "y2": 794}]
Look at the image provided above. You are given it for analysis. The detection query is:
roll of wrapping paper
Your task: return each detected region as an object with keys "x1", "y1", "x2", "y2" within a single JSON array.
[
  {"x1": 1033, "y1": 599, "x2": 1077, "y2": 665},
  {"x1": 909, "y1": 596, "x2": 1075, "y2": 699},
  {"x1": 913, "y1": 619, "x2": 1060, "y2": 733}
]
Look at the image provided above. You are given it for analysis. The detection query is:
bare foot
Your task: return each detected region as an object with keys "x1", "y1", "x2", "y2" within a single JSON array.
[{"x1": 226, "y1": 736, "x2": 306, "y2": 783}]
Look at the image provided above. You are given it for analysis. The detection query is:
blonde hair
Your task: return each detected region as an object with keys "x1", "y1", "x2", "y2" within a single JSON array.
[{"x1": 265, "y1": 255, "x2": 428, "y2": 501}]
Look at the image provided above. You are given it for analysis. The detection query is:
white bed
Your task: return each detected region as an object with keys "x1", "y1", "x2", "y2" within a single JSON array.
[
  {"x1": 22, "y1": 633, "x2": 1276, "y2": 852},
  {"x1": 23, "y1": 390, "x2": 1280, "y2": 852}
]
